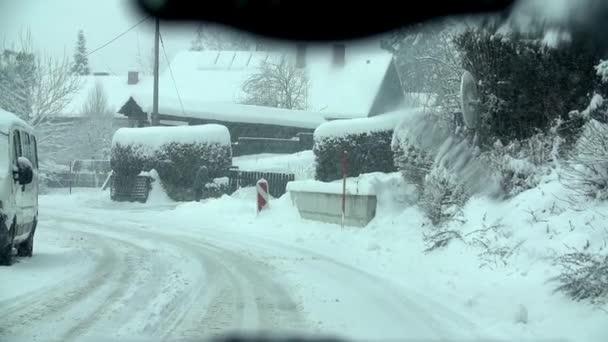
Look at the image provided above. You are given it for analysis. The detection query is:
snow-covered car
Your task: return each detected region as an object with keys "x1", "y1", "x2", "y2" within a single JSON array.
[{"x1": 0, "y1": 109, "x2": 38, "y2": 266}]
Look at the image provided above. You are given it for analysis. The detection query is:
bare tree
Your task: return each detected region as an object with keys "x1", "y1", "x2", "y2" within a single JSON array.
[
  {"x1": 0, "y1": 30, "x2": 81, "y2": 127},
  {"x1": 30, "y1": 55, "x2": 82, "y2": 126},
  {"x1": 381, "y1": 20, "x2": 464, "y2": 113},
  {"x1": 242, "y1": 58, "x2": 309, "y2": 110},
  {"x1": 81, "y1": 80, "x2": 114, "y2": 159}
]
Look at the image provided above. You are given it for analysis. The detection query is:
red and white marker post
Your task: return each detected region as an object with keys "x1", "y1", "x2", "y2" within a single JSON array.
[{"x1": 257, "y1": 178, "x2": 269, "y2": 214}]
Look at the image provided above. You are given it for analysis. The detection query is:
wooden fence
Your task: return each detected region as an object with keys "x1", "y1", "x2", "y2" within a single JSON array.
[
  {"x1": 228, "y1": 168, "x2": 295, "y2": 198},
  {"x1": 110, "y1": 174, "x2": 152, "y2": 202}
]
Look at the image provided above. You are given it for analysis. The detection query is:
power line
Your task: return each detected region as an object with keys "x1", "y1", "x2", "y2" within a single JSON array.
[
  {"x1": 86, "y1": 16, "x2": 151, "y2": 58},
  {"x1": 159, "y1": 32, "x2": 185, "y2": 116}
]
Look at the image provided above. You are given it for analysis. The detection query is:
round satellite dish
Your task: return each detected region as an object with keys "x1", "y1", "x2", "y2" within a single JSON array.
[{"x1": 460, "y1": 70, "x2": 481, "y2": 129}]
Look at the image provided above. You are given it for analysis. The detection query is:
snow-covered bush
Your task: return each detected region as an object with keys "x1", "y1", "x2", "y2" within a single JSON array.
[
  {"x1": 479, "y1": 136, "x2": 552, "y2": 198},
  {"x1": 419, "y1": 166, "x2": 469, "y2": 226},
  {"x1": 552, "y1": 252, "x2": 608, "y2": 305},
  {"x1": 561, "y1": 119, "x2": 608, "y2": 200},
  {"x1": 313, "y1": 113, "x2": 405, "y2": 182},
  {"x1": 391, "y1": 125, "x2": 433, "y2": 192},
  {"x1": 111, "y1": 125, "x2": 232, "y2": 201}
]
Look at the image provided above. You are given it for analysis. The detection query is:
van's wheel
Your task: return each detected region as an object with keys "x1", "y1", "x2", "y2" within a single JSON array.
[
  {"x1": 17, "y1": 220, "x2": 36, "y2": 257},
  {"x1": 0, "y1": 222, "x2": 15, "y2": 266}
]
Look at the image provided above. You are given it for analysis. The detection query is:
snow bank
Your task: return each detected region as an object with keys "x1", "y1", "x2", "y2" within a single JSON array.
[
  {"x1": 314, "y1": 108, "x2": 421, "y2": 139},
  {"x1": 139, "y1": 169, "x2": 173, "y2": 204},
  {"x1": 112, "y1": 124, "x2": 231, "y2": 152}
]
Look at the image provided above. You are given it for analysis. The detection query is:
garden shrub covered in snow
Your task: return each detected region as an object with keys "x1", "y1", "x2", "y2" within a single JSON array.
[
  {"x1": 419, "y1": 165, "x2": 469, "y2": 226},
  {"x1": 391, "y1": 123, "x2": 433, "y2": 192},
  {"x1": 552, "y1": 252, "x2": 608, "y2": 305},
  {"x1": 111, "y1": 124, "x2": 232, "y2": 201},
  {"x1": 313, "y1": 112, "x2": 407, "y2": 182},
  {"x1": 562, "y1": 119, "x2": 608, "y2": 200}
]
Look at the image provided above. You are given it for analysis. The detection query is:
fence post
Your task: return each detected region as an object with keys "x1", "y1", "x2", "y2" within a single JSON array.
[
  {"x1": 257, "y1": 178, "x2": 269, "y2": 214},
  {"x1": 68, "y1": 161, "x2": 73, "y2": 194},
  {"x1": 342, "y1": 150, "x2": 348, "y2": 229}
]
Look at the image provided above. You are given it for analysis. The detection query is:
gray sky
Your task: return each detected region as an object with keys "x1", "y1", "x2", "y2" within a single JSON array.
[{"x1": 0, "y1": 0, "x2": 197, "y2": 75}]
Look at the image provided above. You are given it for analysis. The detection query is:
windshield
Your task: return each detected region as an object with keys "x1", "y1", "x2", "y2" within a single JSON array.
[{"x1": 0, "y1": 1, "x2": 607, "y2": 342}]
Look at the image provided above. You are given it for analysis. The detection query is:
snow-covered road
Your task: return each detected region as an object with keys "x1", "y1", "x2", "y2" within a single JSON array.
[{"x1": 0, "y1": 189, "x2": 481, "y2": 342}]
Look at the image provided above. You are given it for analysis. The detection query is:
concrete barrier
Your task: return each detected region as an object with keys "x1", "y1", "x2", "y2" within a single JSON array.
[{"x1": 289, "y1": 190, "x2": 377, "y2": 227}]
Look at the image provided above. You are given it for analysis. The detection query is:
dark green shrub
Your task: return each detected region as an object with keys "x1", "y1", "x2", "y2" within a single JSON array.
[
  {"x1": 314, "y1": 130, "x2": 396, "y2": 182},
  {"x1": 313, "y1": 113, "x2": 408, "y2": 182},
  {"x1": 154, "y1": 142, "x2": 232, "y2": 201},
  {"x1": 110, "y1": 144, "x2": 149, "y2": 177}
]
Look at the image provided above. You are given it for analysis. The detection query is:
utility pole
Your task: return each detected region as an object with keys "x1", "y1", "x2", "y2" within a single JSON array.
[{"x1": 152, "y1": 17, "x2": 160, "y2": 126}]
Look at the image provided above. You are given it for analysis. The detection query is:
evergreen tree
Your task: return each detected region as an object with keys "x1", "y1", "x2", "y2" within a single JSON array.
[{"x1": 71, "y1": 30, "x2": 90, "y2": 75}]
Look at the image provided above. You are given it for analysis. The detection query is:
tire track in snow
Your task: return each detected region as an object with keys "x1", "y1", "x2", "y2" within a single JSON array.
[
  {"x1": 198, "y1": 230, "x2": 486, "y2": 340},
  {"x1": 0, "y1": 229, "x2": 120, "y2": 340}
]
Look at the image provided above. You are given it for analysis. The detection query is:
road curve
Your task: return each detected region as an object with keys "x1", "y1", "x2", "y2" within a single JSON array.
[{"x1": 1, "y1": 204, "x2": 484, "y2": 341}]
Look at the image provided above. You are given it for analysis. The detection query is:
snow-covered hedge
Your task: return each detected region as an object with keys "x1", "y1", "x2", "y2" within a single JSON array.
[
  {"x1": 313, "y1": 111, "x2": 409, "y2": 182},
  {"x1": 111, "y1": 125, "x2": 232, "y2": 201}
]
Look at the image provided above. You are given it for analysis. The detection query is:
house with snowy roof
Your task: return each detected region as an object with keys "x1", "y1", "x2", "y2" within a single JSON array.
[
  {"x1": 37, "y1": 71, "x2": 149, "y2": 165},
  {"x1": 117, "y1": 43, "x2": 404, "y2": 140}
]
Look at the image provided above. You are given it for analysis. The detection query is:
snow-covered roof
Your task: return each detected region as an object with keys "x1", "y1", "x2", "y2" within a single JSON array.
[
  {"x1": 112, "y1": 124, "x2": 231, "y2": 153},
  {"x1": 0, "y1": 108, "x2": 32, "y2": 134},
  {"x1": 135, "y1": 44, "x2": 395, "y2": 120},
  {"x1": 55, "y1": 75, "x2": 150, "y2": 118},
  {"x1": 133, "y1": 95, "x2": 326, "y2": 129}
]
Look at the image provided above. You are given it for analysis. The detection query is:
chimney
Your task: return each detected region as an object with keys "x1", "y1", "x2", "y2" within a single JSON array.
[
  {"x1": 332, "y1": 44, "x2": 345, "y2": 67},
  {"x1": 127, "y1": 71, "x2": 139, "y2": 85},
  {"x1": 296, "y1": 44, "x2": 306, "y2": 68}
]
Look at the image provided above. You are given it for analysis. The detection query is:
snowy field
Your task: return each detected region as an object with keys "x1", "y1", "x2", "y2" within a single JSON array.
[{"x1": 0, "y1": 155, "x2": 607, "y2": 341}]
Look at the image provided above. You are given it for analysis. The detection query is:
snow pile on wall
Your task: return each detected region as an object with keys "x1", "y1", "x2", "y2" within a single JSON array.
[
  {"x1": 314, "y1": 108, "x2": 420, "y2": 140},
  {"x1": 233, "y1": 151, "x2": 315, "y2": 180},
  {"x1": 112, "y1": 124, "x2": 231, "y2": 155},
  {"x1": 139, "y1": 169, "x2": 173, "y2": 204}
]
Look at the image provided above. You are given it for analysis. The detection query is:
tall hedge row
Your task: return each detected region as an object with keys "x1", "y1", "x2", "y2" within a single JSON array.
[{"x1": 454, "y1": 26, "x2": 605, "y2": 144}]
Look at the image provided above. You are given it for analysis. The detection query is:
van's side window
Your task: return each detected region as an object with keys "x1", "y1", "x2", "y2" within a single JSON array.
[
  {"x1": 31, "y1": 135, "x2": 38, "y2": 169},
  {"x1": 13, "y1": 130, "x2": 21, "y2": 162},
  {"x1": 22, "y1": 132, "x2": 31, "y2": 164}
]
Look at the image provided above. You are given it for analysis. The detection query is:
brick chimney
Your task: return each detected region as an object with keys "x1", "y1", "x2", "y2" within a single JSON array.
[
  {"x1": 296, "y1": 44, "x2": 306, "y2": 68},
  {"x1": 127, "y1": 71, "x2": 139, "y2": 85},
  {"x1": 332, "y1": 44, "x2": 345, "y2": 67}
]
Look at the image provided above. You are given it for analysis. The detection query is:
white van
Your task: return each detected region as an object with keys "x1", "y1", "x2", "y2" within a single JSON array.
[{"x1": 0, "y1": 109, "x2": 38, "y2": 266}]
